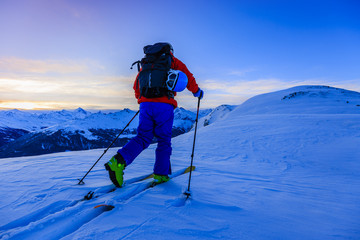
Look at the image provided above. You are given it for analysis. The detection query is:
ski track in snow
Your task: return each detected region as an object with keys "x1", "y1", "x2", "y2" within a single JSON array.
[
  {"x1": 0, "y1": 182, "x2": 149, "y2": 239},
  {"x1": 1, "y1": 86, "x2": 360, "y2": 239},
  {"x1": 0, "y1": 168, "x2": 193, "y2": 240}
]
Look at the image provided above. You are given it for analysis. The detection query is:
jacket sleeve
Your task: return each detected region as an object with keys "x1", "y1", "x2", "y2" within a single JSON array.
[{"x1": 171, "y1": 56, "x2": 199, "y2": 94}]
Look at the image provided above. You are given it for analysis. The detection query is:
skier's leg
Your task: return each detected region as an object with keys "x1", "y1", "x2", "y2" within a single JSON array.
[
  {"x1": 153, "y1": 103, "x2": 174, "y2": 176},
  {"x1": 117, "y1": 103, "x2": 154, "y2": 166}
]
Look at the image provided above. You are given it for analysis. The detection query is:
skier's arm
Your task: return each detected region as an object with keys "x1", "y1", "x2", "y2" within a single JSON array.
[{"x1": 171, "y1": 57, "x2": 199, "y2": 94}]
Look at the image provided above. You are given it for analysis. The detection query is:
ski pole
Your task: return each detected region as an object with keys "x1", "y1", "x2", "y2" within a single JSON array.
[
  {"x1": 185, "y1": 97, "x2": 201, "y2": 198},
  {"x1": 77, "y1": 110, "x2": 140, "y2": 185}
]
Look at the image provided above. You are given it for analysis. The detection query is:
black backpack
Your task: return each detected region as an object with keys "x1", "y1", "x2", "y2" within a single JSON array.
[{"x1": 131, "y1": 43, "x2": 174, "y2": 99}]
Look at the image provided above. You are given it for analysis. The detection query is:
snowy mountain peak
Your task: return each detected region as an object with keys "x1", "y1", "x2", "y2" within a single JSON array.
[
  {"x1": 75, "y1": 107, "x2": 87, "y2": 114},
  {"x1": 233, "y1": 85, "x2": 360, "y2": 115},
  {"x1": 198, "y1": 104, "x2": 236, "y2": 127}
]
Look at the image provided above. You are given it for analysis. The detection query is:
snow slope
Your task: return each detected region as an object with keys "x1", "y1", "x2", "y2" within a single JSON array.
[{"x1": 0, "y1": 85, "x2": 359, "y2": 239}]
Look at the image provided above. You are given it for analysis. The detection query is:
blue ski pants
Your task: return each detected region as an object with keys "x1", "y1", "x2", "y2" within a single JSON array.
[{"x1": 117, "y1": 102, "x2": 174, "y2": 175}]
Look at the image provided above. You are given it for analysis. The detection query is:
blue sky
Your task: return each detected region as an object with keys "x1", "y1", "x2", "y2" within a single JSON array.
[{"x1": 0, "y1": 0, "x2": 359, "y2": 110}]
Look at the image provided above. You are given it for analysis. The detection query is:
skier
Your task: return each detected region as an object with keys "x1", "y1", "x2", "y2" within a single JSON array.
[{"x1": 105, "y1": 42, "x2": 204, "y2": 187}]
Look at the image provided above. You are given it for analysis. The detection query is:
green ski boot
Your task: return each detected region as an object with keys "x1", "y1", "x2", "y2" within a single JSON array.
[
  {"x1": 104, "y1": 153, "x2": 126, "y2": 187},
  {"x1": 153, "y1": 174, "x2": 170, "y2": 184}
]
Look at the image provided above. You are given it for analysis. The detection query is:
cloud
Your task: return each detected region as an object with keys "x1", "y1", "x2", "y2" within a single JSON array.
[
  {"x1": 1, "y1": 57, "x2": 359, "y2": 110},
  {"x1": 0, "y1": 57, "x2": 138, "y2": 109},
  {"x1": 203, "y1": 78, "x2": 296, "y2": 95},
  {"x1": 228, "y1": 68, "x2": 257, "y2": 77},
  {"x1": 328, "y1": 79, "x2": 360, "y2": 93},
  {"x1": 0, "y1": 57, "x2": 104, "y2": 74},
  {"x1": 202, "y1": 77, "x2": 358, "y2": 96},
  {"x1": 0, "y1": 78, "x2": 138, "y2": 109}
]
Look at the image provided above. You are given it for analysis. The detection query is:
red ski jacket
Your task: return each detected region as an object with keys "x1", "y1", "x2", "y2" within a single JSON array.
[{"x1": 133, "y1": 55, "x2": 199, "y2": 108}]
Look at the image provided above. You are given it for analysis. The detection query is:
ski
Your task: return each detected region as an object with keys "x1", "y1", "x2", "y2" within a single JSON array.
[
  {"x1": 83, "y1": 171, "x2": 156, "y2": 200},
  {"x1": 93, "y1": 166, "x2": 195, "y2": 209},
  {"x1": 150, "y1": 165, "x2": 195, "y2": 187}
]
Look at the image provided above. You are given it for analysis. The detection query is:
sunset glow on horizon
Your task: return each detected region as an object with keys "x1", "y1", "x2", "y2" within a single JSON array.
[{"x1": 0, "y1": 101, "x2": 83, "y2": 110}]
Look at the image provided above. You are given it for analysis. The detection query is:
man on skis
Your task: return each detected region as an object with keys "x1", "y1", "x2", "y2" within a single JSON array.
[{"x1": 105, "y1": 42, "x2": 204, "y2": 187}]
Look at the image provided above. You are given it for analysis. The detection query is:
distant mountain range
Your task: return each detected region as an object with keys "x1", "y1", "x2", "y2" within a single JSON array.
[{"x1": 0, "y1": 105, "x2": 235, "y2": 158}]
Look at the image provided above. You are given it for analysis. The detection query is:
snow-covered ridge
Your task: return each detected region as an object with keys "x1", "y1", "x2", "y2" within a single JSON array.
[
  {"x1": 0, "y1": 107, "x2": 133, "y2": 132},
  {"x1": 233, "y1": 85, "x2": 360, "y2": 115},
  {"x1": 198, "y1": 104, "x2": 236, "y2": 128}
]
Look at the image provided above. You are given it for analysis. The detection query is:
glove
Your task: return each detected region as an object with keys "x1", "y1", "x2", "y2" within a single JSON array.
[{"x1": 193, "y1": 88, "x2": 204, "y2": 100}]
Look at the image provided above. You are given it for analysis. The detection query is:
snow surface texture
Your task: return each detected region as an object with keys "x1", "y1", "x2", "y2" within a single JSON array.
[{"x1": 0, "y1": 85, "x2": 359, "y2": 239}]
